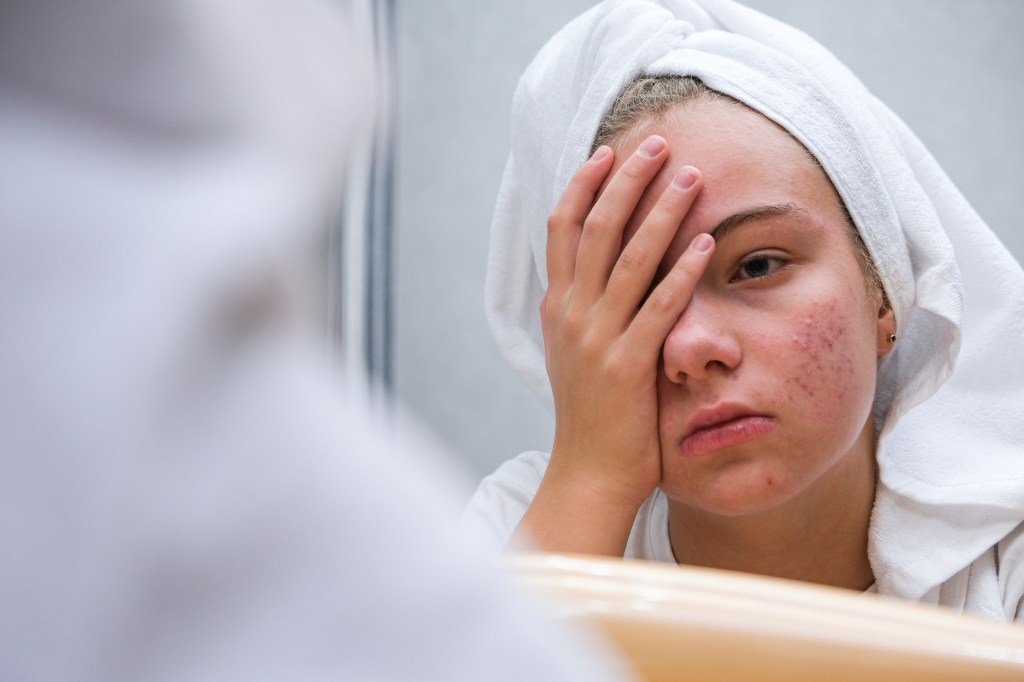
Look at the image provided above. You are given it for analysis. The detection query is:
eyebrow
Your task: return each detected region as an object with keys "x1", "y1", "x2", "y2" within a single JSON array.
[{"x1": 708, "y1": 202, "x2": 810, "y2": 243}]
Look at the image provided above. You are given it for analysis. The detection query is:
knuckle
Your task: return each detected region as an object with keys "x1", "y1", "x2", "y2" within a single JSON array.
[
  {"x1": 539, "y1": 297, "x2": 553, "y2": 324},
  {"x1": 677, "y1": 251, "x2": 708, "y2": 281},
  {"x1": 561, "y1": 309, "x2": 587, "y2": 339},
  {"x1": 602, "y1": 349, "x2": 637, "y2": 381},
  {"x1": 542, "y1": 290, "x2": 572, "y2": 325},
  {"x1": 651, "y1": 192, "x2": 693, "y2": 227},
  {"x1": 582, "y1": 206, "x2": 612, "y2": 236},
  {"x1": 665, "y1": 252, "x2": 704, "y2": 286},
  {"x1": 615, "y1": 244, "x2": 648, "y2": 275},
  {"x1": 578, "y1": 333, "x2": 604, "y2": 364},
  {"x1": 547, "y1": 207, "x2": 572, "y2": 232},
  {"x1": 647, "y1": 198, "x2": 681, "y2": 225},
  {"x1": 643, "y1": 288, "x2": 677, "y2": 314},
  {"x1": 617, "y1": 158, "x2": 649, "y2": 182}
]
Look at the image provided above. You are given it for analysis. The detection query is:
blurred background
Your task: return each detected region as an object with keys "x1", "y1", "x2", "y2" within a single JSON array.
[{"x1": 367, "y1": 0, "x2": 1024, "y2": 486}]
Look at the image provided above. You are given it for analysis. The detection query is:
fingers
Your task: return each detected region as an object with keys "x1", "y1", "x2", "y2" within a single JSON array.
[
  {"x1": 573, "y1": 136, "x2": 669, "y2": 301},
  {"x1": 545, "y1": 135, "x2": 707, "y2": 364},
  {"x1": 627, "y1": 232, "x2": 715, "y2": 354},
  {"x1": 604, "y1": 165, "x2": 702, "y2": 312},
  {"x1": 546, "y1": 145, "x2": 615, "y2": 294}
]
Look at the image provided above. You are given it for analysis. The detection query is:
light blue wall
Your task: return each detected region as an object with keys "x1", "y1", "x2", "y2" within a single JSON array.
[{"x1": 393, "y1": 1, "x2": 1024, "y2": 480}]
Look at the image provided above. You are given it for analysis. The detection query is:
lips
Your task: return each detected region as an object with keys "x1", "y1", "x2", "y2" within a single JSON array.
[{"x1": 678, "y1": 403, "x2": 777, "y2": 457}]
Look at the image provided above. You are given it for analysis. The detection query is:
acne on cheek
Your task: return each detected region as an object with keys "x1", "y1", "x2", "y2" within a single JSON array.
[{"x1": 782, "y1": 301, "x2": 856, "y2": 407}]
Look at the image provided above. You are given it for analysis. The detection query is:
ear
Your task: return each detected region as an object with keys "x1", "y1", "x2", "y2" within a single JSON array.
[{"x1": 875, "y1": 291, "x2": 897, "y2": 358}]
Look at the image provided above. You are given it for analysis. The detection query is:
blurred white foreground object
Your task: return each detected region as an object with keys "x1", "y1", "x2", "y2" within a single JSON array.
[{"x1": 0, "y1": 1, "x2": 632, "y2": 680}]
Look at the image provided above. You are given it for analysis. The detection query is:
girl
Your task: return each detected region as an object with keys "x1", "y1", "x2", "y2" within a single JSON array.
[{"x1": 465, "y1": 0, "x2": 1024, "y2": 621}]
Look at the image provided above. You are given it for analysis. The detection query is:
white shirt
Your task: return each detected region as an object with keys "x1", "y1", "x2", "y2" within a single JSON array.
[{"x1": 464, "y1": 449, "x2": 1024, "y2": 621}]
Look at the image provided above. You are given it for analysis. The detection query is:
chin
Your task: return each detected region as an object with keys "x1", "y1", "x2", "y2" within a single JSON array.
[{"x1": 660, "y1": 468, "x2": 806, "y2": 518}]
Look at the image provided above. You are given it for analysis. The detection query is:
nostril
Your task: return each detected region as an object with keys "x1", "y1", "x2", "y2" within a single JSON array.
[{"x1": 661, "y1": 309, "x2": 740, "y2": 382}]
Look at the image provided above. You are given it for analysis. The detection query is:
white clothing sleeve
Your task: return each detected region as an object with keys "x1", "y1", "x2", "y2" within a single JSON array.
[
  {"x1": 996, "y1": 523, "x2": 1024, "y2": 622},
  {"x1": 461, "y1": 450, "x2": 550, "y2": 551}
]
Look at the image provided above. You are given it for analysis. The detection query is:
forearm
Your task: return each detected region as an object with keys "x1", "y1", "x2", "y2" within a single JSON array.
[{"x1": 511, "y1": 465, "x2": 643, "y2": 557}]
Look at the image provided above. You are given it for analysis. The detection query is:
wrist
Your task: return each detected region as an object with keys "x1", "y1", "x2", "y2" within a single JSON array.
[
  {"x1": 512, "y1": 462, "x2": 652, "y2": 556},
  {"x1": 542, "y1": 459, "x2": 653, "y2": 513}
]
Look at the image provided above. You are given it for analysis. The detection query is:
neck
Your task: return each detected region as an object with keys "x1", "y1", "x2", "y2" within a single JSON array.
[{"x1": 667, "y1": 425, "x2": 878, "y2": 591}]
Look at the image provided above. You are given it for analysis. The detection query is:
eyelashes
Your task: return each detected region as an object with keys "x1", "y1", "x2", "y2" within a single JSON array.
[
  {"x1": 641, "y1": 250, "x2": 790, "y2": 298},
  {"x1": 730, "y1": 252, "x2": 789, "y2": 283}
]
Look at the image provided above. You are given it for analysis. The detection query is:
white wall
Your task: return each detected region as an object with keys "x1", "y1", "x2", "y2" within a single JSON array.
[{"x1": 393, "y1": 1, "x2": 1024, "y2": 481}]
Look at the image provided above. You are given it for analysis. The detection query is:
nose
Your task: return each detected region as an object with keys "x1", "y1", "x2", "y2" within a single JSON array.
[{"x1": 661, "y1": 294, "x2": 741, "y2": 384}]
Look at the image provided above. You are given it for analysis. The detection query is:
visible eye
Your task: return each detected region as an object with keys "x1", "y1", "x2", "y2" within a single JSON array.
[{"x1": 731, "y1": 253, "x2": 788, "y2": 282}]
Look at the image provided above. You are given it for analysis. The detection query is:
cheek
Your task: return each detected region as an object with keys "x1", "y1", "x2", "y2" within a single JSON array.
[{"x1": 776, "y1": 299, "x2": 876, "y2": 423}]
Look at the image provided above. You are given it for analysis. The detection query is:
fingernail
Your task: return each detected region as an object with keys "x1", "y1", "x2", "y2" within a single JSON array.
[
  {"x1": 672, "y1": 166, "x2": 699, "y2": 190},
  {"x1": 637, "y1": 136, "x2": 666, "y2": 158},
  {"x1": 590, "y1": 145, "x2": 611, "y2": 164},
  {"x1": 692, "y1": 233, "x2": 713, "y2": 252}
]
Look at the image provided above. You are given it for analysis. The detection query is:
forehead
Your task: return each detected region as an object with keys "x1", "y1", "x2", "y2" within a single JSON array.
[{"x1": 608, "y1": 100, "x2": 844, "y2": 239}]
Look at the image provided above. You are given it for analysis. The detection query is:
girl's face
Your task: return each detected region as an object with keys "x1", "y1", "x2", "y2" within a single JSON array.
[{"x1": 612, "y1": 100, "x2": 895, "y2": 517}]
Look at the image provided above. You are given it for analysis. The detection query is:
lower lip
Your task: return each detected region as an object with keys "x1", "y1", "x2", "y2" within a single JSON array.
[{"x1": 679, "y1": 416, "x2": 777, "y2": 457}]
